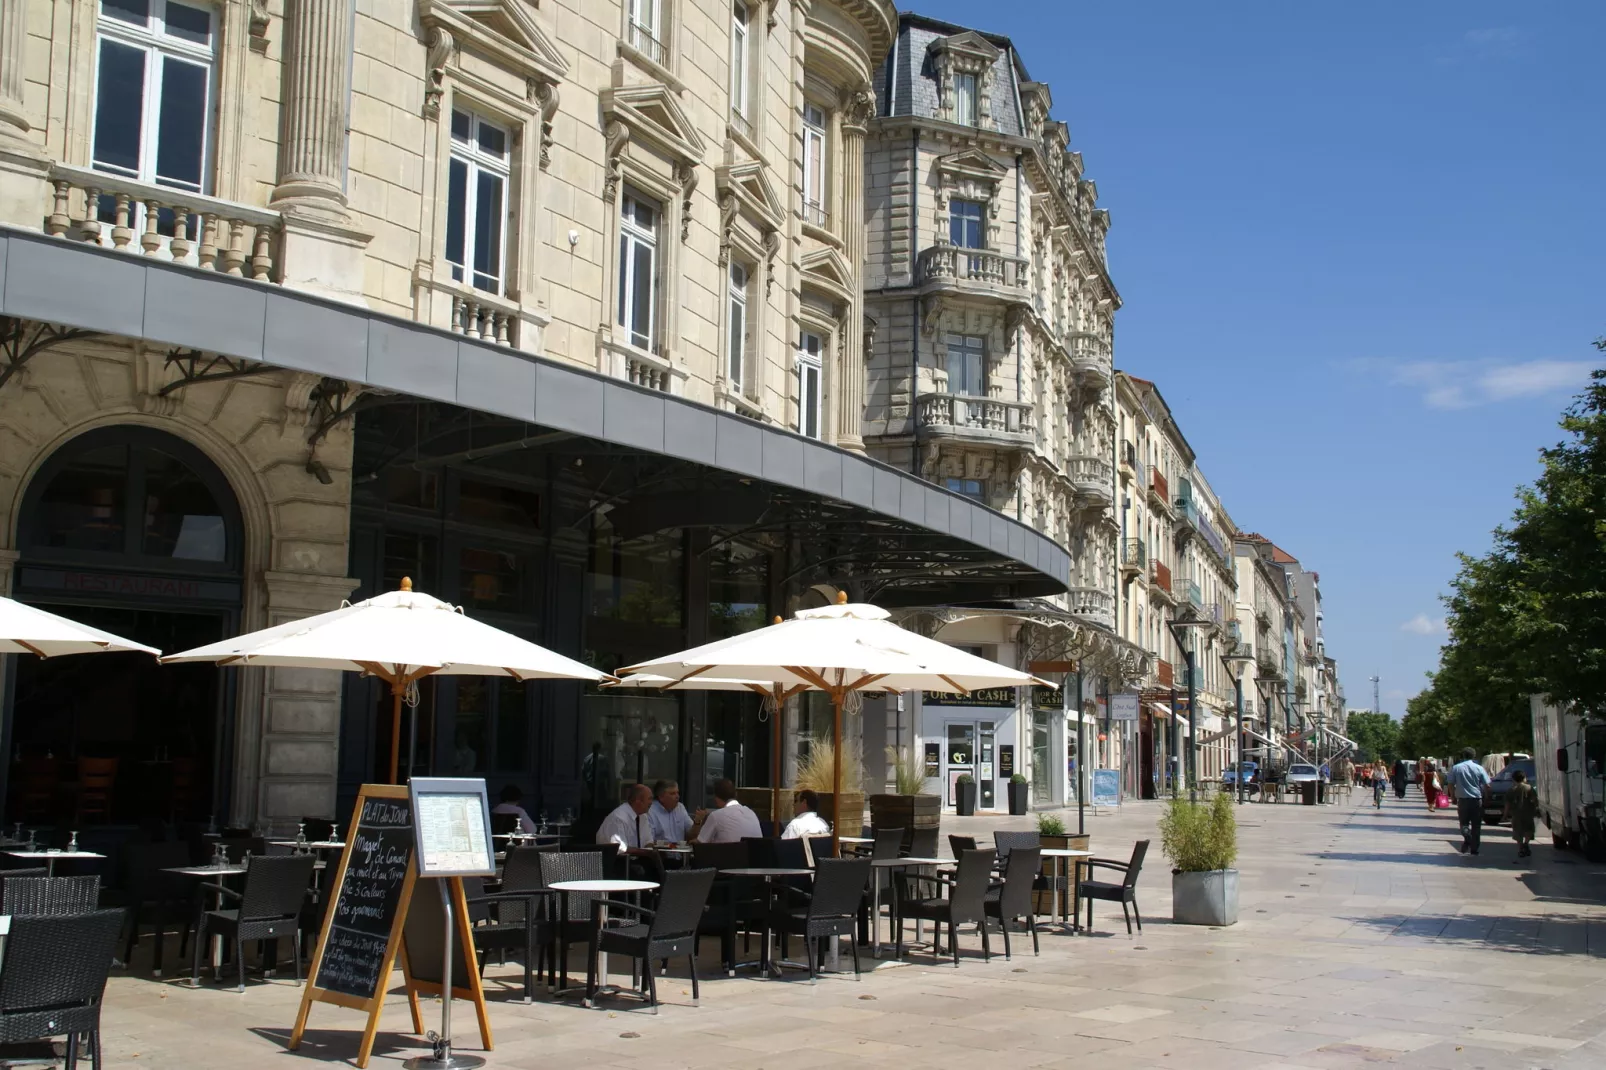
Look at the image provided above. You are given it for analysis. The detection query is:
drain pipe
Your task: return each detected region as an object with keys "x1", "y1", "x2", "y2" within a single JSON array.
[{"x1": 911, "y1": 127, "x2": 922, "y2": 479}]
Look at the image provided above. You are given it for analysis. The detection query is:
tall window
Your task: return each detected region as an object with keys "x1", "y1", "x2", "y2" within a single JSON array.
[
  {"x1": 727, "y1": 262, "x2": 749, "y2": 388},
  {"x1": 617, "y1": 191, "x2": 660, "y2": 352},
  {"x1": 797, "y1": 331, "x2": 823, "y2": 439},
  {"x1": 945, "y1": 334, "x2": 985, "y2": 396},
  {"x1": 730, "y1": 2, "x2": 750, "y2": 122},
  {"x1": 950, "y1": 199, "x2": 984, "y2": 248},
  {"x1": 954, "y1": 71, "x2": 978, "y2": 127},
  {"x1": 946, "y1": 478, "x2": 985, "y2": 503},
  {"x1": 92, "y1": 0, "x2": 216, "y2": 198},
  {"x1": 626, "y1": 0, "x2": 664, "y2": 63},
  {"x1": 801, "y1": 103, "x2": 827, "y2": 226},
  {"x1": 445, "y1": 109, "x2": 510, "y2": 294}
]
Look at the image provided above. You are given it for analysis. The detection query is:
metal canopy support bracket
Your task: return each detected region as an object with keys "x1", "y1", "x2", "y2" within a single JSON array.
[
  {"x1": 157, "y1": 347, "x2": 268, "y2": 397},
  {"x1": 0, "y1": 315, "x2": 101, "y2": 392}
]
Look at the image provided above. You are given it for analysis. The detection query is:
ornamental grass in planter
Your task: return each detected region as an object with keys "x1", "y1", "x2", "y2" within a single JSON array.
[
  {"x1": 1032, "y1": 812, "x2": 1089, "y2": 916},
  {"x1": 1159, "y1": 790, "x2": 1239, "y2": 926},
  {"x1": 868, "y1": 747, "x2": 940, "y2": 846}
]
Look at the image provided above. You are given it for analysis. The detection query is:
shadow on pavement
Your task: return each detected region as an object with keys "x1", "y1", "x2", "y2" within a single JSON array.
[
  {"x1": 249, "y1": 1026, "x2": 429, "y2": 1063},
  {"x1": 1342, "y1": 911, "x2": 1606, "y2": 957}
]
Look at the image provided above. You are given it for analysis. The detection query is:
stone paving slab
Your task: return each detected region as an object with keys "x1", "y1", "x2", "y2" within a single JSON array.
[{"x1": 66, "y1": 790, "x2": 1606, "y2": 1068}]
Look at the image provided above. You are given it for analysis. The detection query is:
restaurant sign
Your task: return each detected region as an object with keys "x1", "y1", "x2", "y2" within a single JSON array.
[
  {"x1": 922, "y1": 686, "x2": 1017, "y2": 709},
  {"x1": 18, "y1": 566, "x2": 241, "y2": 604}
]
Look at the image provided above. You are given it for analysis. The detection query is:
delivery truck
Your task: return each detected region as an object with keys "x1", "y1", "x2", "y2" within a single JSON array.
[{"x1": 1530, "y1": 695, "x2": 1606, "y2": 859}]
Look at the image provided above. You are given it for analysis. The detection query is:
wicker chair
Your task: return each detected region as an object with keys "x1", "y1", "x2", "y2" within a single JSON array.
[
  {"x1": 190, "y1": 854, "x2": 316, "y2": 991},
  {"x1": 893, "y1": 848, "x2": 994, "y2": 966},
  {"x1": 1077, "y1": 840, "x2": 1149, "y2": 935},
  {"x1": 991, "y1": 831, "x2": 1039, "y2": 866},
  {"x1": 120, "y1": 841, "x2": 194, "y2": 974},
  {"x1": 691, "y1": 841, "x2": 754, "y2": 975},
  {"x1": 0, "y1": 875, "x2": 101, "y2": 916},
  {"x1": 769, "y1": 857, "x2": 870, "y2": 981},
  {"x1": 984, "y1": 846, "x2": 1040, "y2": 958},
  {"x1": 587, "y1": 868, "x2": 716, "y2": 1010},
  {"x1": 536, "y1": 849, "x2": 604, "y2": 989},
  {"x1": 947, "y1": 835, "x2": 978, "y2": 858},
  {"x1": 856, "y1": 826, "x2": 905, "y2": 944},
  {"x1": 0, "y1": 908, "x2": 124, "y2": 1069},
  {"x1": 461, "y1": 875, "x2": 551, "y2": 1003},
  {"x1": 905, "y1": 827, "x2": 938, "y2": 860}
]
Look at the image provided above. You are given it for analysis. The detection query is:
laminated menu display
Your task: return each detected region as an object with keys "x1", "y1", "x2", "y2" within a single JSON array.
[{"x1": 409, "y1": 777, "x2": 495, "y2": 878}]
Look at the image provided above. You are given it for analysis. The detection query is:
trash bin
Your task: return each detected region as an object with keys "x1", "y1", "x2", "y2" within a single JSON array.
[
  {"x1": 1317, "y1": 782, "x2": 1327, "y2": 804},
  {"x1": 1301, "y1": 781, "x2": 1318, "y2": 806}
]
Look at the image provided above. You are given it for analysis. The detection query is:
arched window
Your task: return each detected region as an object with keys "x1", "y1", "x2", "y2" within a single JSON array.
[{"x1": 22, "y1": 426, "x2": 242, "y2": 573}]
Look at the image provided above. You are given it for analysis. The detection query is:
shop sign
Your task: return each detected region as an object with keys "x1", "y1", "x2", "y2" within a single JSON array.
[
  {"x1": 998, "y1": 744, "x2": 1015, "y2": 779},
  {"x1": 923, "y1": 742, "x2": 940, "y2": 777},
  {"x1": 19, "y1": 566, "x2": 241, "y2": 604},
  {"x1": 1110, "y1": 694, "x2": 1140, "y2": 722},
  {"x1": 923, "y1": 686, "x2": 1017, "y2": 708},
  {"x1": 1031, "y1": 681, "x2": 1075, "y2": 709},
  {"x1": 1092, "y1": 768, "x2": 1121, "y2": 807}
]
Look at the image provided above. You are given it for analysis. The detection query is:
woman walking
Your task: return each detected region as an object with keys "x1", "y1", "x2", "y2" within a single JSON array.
[
  {"x1": 1421, "y1": 760, "x2": 1442, "y2": 810},
  {"x1": 1504, "y1": 768, "x2": 1538, "y2": 858}
]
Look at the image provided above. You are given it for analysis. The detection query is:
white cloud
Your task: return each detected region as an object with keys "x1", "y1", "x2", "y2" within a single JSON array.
[
  {"x1": 1401, "y1": 614, "x2": 1443, "y2": 636},
  {"x1": 1387, "y1": 360, "x2": 1593, "y2": 410}
]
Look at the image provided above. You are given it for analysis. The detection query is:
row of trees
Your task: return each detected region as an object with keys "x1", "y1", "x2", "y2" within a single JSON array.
[{"x1": 1398, "y1": 343, "x2": 1606, "y2": 759}]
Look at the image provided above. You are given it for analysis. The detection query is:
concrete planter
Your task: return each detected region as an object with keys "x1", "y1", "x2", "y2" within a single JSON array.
[{"x1": 1171, "y1": 869, "x2": 1239, "y2": 926}]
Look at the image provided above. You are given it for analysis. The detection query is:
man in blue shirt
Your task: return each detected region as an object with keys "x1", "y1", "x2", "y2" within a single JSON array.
[{"x1": 1448, "y1": 748, "x2": 1492, "y2": 855}]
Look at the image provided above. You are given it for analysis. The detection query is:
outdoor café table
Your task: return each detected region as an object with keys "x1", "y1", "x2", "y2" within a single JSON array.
[
  {"x1": 869, "y1": 857, "x2": 946, "y2": 957},
  {"x1": 164, "y1": 864, "x2": 247, "y2": 982},
  {"x1": 3, "y1": 849, "x2": 104, "y2": 877},
  {"x1": 548, "y1": 878, "x2": 658, "y2": 1005},
  {"x1": 717, "y1": 867, "x2": 814, "y2": 978},
  {"x1": 1039, "y1": 848, "x2": 1094, "y2": 930},
  {"x1": 268, "y1": 840, "x2": 346, "y2": 852}
]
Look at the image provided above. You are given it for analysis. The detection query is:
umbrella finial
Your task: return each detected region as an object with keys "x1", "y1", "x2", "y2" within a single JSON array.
[
  {"x1": 835, "y1": 590, "x2": 847, "y2": 605},
  {"x1": 772, "y1": 616, "x2": 783, "y2": 625},
  {"x1": 400, "y1": 576, "x2": 413, "y2": 592}
]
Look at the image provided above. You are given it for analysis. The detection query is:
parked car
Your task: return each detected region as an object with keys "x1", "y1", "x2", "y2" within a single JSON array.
[
  {"x1": 1482, "y1": 758, "x2": 1537, "y2": 824},
  {"x1": 1222, "y1": 761, "x2": 1260, "y2": 793},
  {"x1": 1285, "y1": 763, "x2": 1322, "y2": 785}
]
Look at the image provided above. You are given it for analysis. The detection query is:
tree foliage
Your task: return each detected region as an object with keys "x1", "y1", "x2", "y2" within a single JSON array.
[
  {"x1": 1411, "y1": 349, "x2": 1606, "y2": 752},
  {"x1": 1345, "y1": 711, "x2": 1401, "y2": 762}
]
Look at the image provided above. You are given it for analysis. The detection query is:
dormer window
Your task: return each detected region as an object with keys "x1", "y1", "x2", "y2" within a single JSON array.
[{"x1": 954, "y1": 72, "x2": 977, "y2": 127}]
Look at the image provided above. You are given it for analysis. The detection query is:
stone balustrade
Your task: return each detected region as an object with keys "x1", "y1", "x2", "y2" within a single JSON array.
[
  {"x1": 45, "y1": 165, "x2": 280, "y2": 281},
  {"x1": 917, "y1": 244, "x2": 1030, "y2": 292},
  {"x1": 1067, "y1": 455, "x2": 1114, "y2": 500},
  {"x1": 918, "y1": 391, "x2": 1034, "y2": 440},
  {"x1": 1067, "y1": 331, "x2": 1112, "y2": 375},
  {"x1": 1066, "y1": 585, "x2": 1115, "y2": 628},
  {"x1": 449, "y1": 289, "x2": 519, "y2": 346}
]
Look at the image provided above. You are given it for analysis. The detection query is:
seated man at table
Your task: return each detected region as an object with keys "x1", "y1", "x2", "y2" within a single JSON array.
[
  {"x1": 596, "y1": 783, "x2": 654, "y2": 854},
  {"x1": 693, "y1": 779, "x2": 763, "y2": 843},
  {"x1": 492, "y1": 783, "x2": 538, "y2": 834},
  {"x1": 648, "y1": 779, "x2": 694, "y2": 844},
  {"x1": 781, "y1": 789, "x2": 831, "y2": 840}
]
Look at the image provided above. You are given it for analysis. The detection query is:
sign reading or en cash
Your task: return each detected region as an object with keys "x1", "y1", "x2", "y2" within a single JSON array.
[
  {"x1": 408, "y1": 777, "x2": 495, "y2": 878},
  {"x1": 1110, "y1": 693, "x2": 1140, "y2": 722}
]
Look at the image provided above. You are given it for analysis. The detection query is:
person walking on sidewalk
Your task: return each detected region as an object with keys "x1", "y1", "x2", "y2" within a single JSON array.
[
  {"x1": 1420, "y1": 760, "x2": 1442, "y2": 810},
  {"x1": 1503, "y1": 768, "x2": 1538, "y2": 858},
  {"x1": 1448, "y1": 748, "x2": 1492, "y2": 854}
]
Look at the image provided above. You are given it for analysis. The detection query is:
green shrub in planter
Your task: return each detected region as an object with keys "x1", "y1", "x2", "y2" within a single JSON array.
[
  {"x1": 1007, "y1": 772, "x2": 1030, "y2": 814},
  {"x1": 1160, "y1": 792, "x2": 1240, "y2": 925},
  {"x1": 1035, "y1": 812, "x2": 1066, "y2": 837},
  {"x1": 954, "y1": 772, "x2": 977, "y2": 816}
]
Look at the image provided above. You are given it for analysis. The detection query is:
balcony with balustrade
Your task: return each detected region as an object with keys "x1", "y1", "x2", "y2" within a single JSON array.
[
  {"x1": 1120, "y1": 537, "x2": 1146, "y2": 578},
  {"x1": 1118, "y1": 440, "x2": 1139, "y2": 480},
  {"x1": 1068, "y1": 455, "x2": 1114, "y2": 504},
  {"x1": 1150, "y1": 559, "x2": 1175, "y2": 603},
  {"x1": 1066, "y1": 585, "x2": 1115, "y2": 630},
  {"x1": 1067, "y1": 331, "x2": 1112, "y2": 378},
  {"x1": 916, "y1": 244, "x2": 1032, "y2": 305},
  {"x1": 1147, "y1": 465, "x2": 1171, "y2": 515},
  {"x1": 1157, "y1": 659, "x2": 1175, "y2": 688},
  {"x1": 918, "y1": 392, "x2": 1035, "y2": 447},
  {"x1": 1256, "y1": 647, "x2": 1283, "y2": 681}
]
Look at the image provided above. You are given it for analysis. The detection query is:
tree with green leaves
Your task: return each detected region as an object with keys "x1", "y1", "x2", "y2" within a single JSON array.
[{"x1": 1345, "y1": 711, "x2": 1401, "y2": 762}]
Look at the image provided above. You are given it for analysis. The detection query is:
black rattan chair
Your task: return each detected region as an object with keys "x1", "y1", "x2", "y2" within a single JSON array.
[
  {"x1": 462, "y1": 875, "x2": 551, "y2": 1003},
  {"x1": 1078, "y1": 840, "x2": 1148, "y2": 935},
  {"x1": 190, "y1": 854, "x2": 315, "y2": 991},
  {"x1": 537, "y1": 849, "x2": 604, "y2": 989},
  {"x1": 893, "y1": 848, "x2": 994, "y2": 966},
  {"x1": 0, "y1": 875, "x2": 100, "y2": 917},
  {"x1": 948, "y1": 834, "x2": 977, "y2": 858},
  {"x1": 120, "y1": 841, "x2": 194, "y2": 974},
  {"x1": 804, "y1": 835, "x2": 834, "y2": 864},
  {"x1": 984, "y1": 845, "x2": 1040, "y2": 957},
  {"x1": 769, "y1": 856, "x2": 869, "y2": 981},
  {"x1": 856, "y1": 826, "x2": 904, "y2": 943},
  {"x1": 0, "y1": 908, "x2": 123, "y2": 1068},
  {"x1": 692, "y1": 841, "x2": 754, "y2": 975},
  {"x1": 991, "y1": 831, "x2": 1039, "y2": 866},
  {"x1": 905, "y1": 827, "x2": 938, "y2": 860},
  {"x1": 587, "y1": 868, "x2": 716, "y2": 1010}
]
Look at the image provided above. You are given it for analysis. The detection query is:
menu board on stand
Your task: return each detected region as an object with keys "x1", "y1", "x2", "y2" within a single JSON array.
[{"x1": 290, "y1": 784, "x2": 418, "y2": 1069}]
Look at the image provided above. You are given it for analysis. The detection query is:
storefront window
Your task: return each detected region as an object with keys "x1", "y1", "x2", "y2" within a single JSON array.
[
  {"x1": 457, "y1": 477, "x2": 540, "y2": 529},
  {"x1": 451, "y1": 677, "x2": 530, "y2": 773},
  {"x1": 706, "y1": 690, "x2": 770, "y2": 804},
  {"x1": 579, "y1": 688, "x2": 680, "y2": 810},
  {"x1": 143, "y1": 447, "x2": 226, "y2": 561},
  {"x1": 587, "y1": 518, "x2": 682, "y2": 628},
  {"x1": 459, "y1": 546, "x2": 524, "y2": 613},
  {"x1": 35, "y1": 444, "x2": 127, "y2": 553},
  {"x1": 1031, "y1": 710, "x2": 1052, "y2": 804},
  {"x1": 708, "y1": 537, "x2": 767, "y2": 639},
  {"x1": 383, "y1": 532, "x2": 437, "y2": 593}
]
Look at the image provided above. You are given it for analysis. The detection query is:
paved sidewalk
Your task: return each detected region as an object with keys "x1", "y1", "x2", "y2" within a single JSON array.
[{"x1": 92, "y1": 792, "x2": 1606, "y2": 1069}]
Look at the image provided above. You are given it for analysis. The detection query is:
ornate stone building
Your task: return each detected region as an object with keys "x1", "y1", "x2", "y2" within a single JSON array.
[
  {"x1": 857, "y1": 14, "x2": 1133, "y2": 811},
  {"x1": 0, "y1": 0, "x2": 1075, "y2": 831}
]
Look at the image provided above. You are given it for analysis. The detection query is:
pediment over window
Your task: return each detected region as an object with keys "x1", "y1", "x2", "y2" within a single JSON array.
[
  {"x1": 715, "y1": 161, "x2": 784, "y2": 231},
  {"x1": 934, "y1": 149, "x2": 1009, "y2": 187},
  {"x1": 927, "y1": 30, "x2": 1002, "y2": 72},
  {"x1": 601, "y1": 83, "x2": 708, "y2": 168},
  {"x1": 419, "y1": 0, "x2": 568, "y2": 82},
  {"x1": 800, "y1": 246, "x2": 855, "y2": 305}
]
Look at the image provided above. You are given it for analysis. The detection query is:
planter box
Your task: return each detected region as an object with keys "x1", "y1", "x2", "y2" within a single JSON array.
[
  {"x1": 736, "y1": 787, "x2": 864, "y2": 838},
  {"x1": 955, "y1": 780, "x2": 977, "y2": 816},
  {"x1": 1007, "y1": 781, "x2": 1030, "y2": 815},
  {"x1": 1034, "y1": 833, "x2": 1089, "y2": 917},
  {"x1": 867, "y1": 793, "x2": 940, "y2": 839},
  {"x1": 1172, "y1": 868, "x2": 1239, "y2": 926}
]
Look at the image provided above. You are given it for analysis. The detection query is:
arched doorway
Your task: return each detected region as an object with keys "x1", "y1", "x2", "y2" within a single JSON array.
[{"x1": 4, "y1": 426, "x2": 244, "y2": 830}]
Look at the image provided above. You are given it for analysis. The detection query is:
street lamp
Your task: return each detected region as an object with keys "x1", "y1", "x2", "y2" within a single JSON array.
[
  {"x1": 1219, "y1": 645, "x2": 1255, "y2": 804},
  {"x1": 1166, "y1": 616, "x2": 1213, "y2": 802}
]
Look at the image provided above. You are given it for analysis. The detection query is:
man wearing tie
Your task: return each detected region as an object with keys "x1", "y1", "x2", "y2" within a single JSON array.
[{"x1": 596, "y1": 782, "x2": 654, "y2": 855}]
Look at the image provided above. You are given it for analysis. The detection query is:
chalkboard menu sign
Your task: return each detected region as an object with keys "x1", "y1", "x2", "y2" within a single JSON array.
[
  {"x1": 319, "y1": 794, "x2": 414, "y2": 999},
  {"x1": 291, "y1": 784, "x2": 421, "y2": 1070}
]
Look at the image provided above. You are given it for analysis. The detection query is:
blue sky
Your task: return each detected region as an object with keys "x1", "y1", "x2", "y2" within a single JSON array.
[{"x1": 909, "y1": 0, "x2": 1605, "y2": 717}]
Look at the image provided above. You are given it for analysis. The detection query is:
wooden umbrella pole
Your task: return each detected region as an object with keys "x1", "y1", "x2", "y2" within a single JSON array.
[
  {"x1": 771, "y1": 685, "x2": 783, "y2": 837},
  {"x1": 388, "y1": 679, "x2": 404, "y2": 785},
  {"x1": 831, "y1": 680, "x2": 843, "y2": 860}
]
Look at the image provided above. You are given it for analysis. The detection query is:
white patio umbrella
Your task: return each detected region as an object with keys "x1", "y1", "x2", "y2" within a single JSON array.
[
  {"x1": 163, "y1": 578, "x2": 609, "y2": 783},
  {"x1": 0, "y1": 595, "x2": 161, "y2": 657},
  {"x1": 619, "y1": 592, "x2": 1052, "y2": 854}
]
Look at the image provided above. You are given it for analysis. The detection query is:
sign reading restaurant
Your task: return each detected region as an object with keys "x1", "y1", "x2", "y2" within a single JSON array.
[{"x1": 922, "y1": 686, "x2": 1018, "y2": 708}]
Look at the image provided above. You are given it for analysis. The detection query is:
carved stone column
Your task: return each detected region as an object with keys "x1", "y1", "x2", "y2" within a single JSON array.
[
  {"x1": 0, "y1": 0, "x2": 51, "y2": 228},
  {"x1": 0, "y1": 0, "x2": 28, "y2": 143},
  {"x1": 836, "y1": 86, "x2": 875, "y2": 454},
  {"x1": 270, "y1": 0, "x2": 372, "y2": 305}
]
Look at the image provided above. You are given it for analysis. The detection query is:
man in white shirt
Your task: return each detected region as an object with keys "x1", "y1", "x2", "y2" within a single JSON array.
[
  {"x1": 595, "y1": 783, "x2": 653, "y2": 854},
  {"x1": 693, "y1": 779, "x2": 763, "y2": 844},
  {"x1": 491, "y1": 784, "x2": 538, "y2": 834},
  {"x1": 648, "y1": 779, "x2": 694, "y2": 844},
  {"x1": 781, "y1": 789, "x2": 831, "y2": 840}
]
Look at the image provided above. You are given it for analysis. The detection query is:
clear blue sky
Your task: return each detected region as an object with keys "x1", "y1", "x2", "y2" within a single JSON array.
[{"x1": 909, "y1": 0, "x2": 1605, "y2": 718}]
